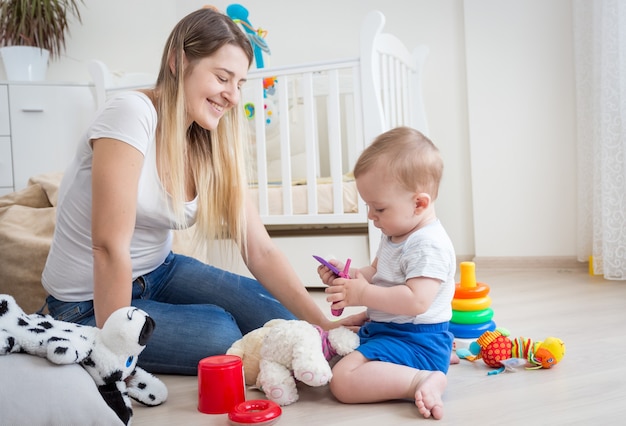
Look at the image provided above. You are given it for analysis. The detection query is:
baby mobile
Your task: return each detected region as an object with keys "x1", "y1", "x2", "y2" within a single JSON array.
[
  {"x1": 226, "y1": 3, "x2": 270, "y2": 69},
  {"x1": 225, "y1": 3, "x2": 277, "y2": 127}
]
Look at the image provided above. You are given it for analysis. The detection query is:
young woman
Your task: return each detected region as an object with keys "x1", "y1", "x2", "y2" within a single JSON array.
[{"x1": 42, "y1": 8, "x2": 337, "y2": 375}]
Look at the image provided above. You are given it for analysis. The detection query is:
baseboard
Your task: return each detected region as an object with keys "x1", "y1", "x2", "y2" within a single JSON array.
[
  {"x1": 456, "y1": 254, "x2": 474, "y2": 263},
  {"x1": 469, "y1": 256, "x2": 586, "y2": 270},
  {"x1": 305, "y1": 256, "x2": 588, "y2": 288}
]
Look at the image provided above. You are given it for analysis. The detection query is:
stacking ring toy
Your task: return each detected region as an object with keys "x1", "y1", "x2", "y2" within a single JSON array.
[
  {"x1": 449, "y1": 320, "x2": 496, "y2": 339},
  {"x1": 455, "y1": 262, "x2": 491, "y2": 298},
  {"x1": 228, "y1": 400, "x2": 282, "y2": 426},
  {"x1": 452, "y1": 295, "x2": 492, "y2": 311},
  {"x1": 451, "y1": 308, "x2": 494, "y2": 325},
  {"x1": 454, "y1": 282, "x2": 490, "y2": 299}
]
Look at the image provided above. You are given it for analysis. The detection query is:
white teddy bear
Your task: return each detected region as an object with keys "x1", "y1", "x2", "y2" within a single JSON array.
[{"x1": 227, "y1": 318, "x2": 359, "y2": 406}]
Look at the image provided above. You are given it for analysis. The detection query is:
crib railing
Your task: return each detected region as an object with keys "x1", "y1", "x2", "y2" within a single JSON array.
[{"x1": 244, "y1": 58, "x2": 367, "y2": 226}]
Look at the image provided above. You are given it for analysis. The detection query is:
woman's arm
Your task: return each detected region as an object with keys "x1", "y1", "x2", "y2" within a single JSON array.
[
  {"x1": 242, "y1": 198, "x2": 337, "y2": 329},
  {"x1": 91, "y1": 138, "x2": 143, "y2": 327}
]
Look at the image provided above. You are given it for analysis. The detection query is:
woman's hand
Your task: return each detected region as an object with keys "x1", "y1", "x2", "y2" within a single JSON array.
[{"x1": 334, "y1": 311, "x2": 368, "y2": 333}]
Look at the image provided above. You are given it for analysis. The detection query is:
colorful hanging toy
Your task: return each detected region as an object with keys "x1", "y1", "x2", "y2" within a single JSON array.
[
  {"x1": 244, "y1": 77, "x2": 277, "y2": 124},
  {"x1": 226, "y1": 3, "x2": 270, "y2": 69},
  {"x1": 457, "y1": 327, "x2": 566, "y2": 375},
  {"x1": 223, "y1": 4, "x2": 277, "y2": 126}
]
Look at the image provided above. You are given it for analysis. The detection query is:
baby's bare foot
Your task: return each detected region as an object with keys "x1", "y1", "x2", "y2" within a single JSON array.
[
  {"x1": 414, "y1": 371, "x2": 447, "y2": 420},
  {"x1": 450, "y1": 351, "x2": 460, "y2": 364}
]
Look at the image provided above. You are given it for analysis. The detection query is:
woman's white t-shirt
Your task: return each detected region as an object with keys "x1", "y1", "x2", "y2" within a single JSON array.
[{"x1": 42, "y1": 91, "x2": 197, "y2": 301}]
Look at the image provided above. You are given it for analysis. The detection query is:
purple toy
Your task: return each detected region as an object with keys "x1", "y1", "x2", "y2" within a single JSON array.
[{"x1": 313, "y1": 256, "x2": 351, "y2": 316}]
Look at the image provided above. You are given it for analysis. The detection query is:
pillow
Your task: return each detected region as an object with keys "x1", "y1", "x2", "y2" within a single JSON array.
[
  {"x1": 0, "y1": 353, "x2": 123, "y2": 425},
  {"x1": 0, "y1": 172, "x2": 62, "y2": 313}
]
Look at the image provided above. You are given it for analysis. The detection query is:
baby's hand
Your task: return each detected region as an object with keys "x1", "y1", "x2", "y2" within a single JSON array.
[
  {"x1": 325, "y1": 270, "x2": 368, "y2": 310},
  {"x1": 316, "y1": 259, "x2": 344, "y2": 285}
]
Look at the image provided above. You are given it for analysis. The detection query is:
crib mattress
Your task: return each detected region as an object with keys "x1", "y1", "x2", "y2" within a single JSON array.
[{"x1": 249, "y1": 179, "x2": 359, "y2": 217}]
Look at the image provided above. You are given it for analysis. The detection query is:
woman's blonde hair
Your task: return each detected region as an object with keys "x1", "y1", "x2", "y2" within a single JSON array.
[
  {"x1": 155, "y1": 8, "x2": 254, "y2": 253},
  {"x1": 354, "y1": 127, "x2": 443, "y2": 200}
]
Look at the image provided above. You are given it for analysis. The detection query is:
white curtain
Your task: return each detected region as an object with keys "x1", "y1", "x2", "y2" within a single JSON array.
[{"x1": 573, "y1": 0, "x2": 626, "y2": 279}]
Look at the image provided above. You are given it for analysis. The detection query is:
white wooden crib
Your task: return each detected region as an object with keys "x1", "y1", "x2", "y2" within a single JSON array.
[
  {"x1": 89, "y1": 10, "x2": 429, "y2": 286},
  {"x1": 242, "y1": 10, "x2": 429, "y2": 266}
]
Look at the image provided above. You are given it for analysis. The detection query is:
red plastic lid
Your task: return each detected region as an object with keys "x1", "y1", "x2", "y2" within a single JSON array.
[
  {"x1": 199, "y1": 355, "x2": 242, "y2": 368},
  {"x1": 228, "y1": 400, "x2": 282, "y2": 426}
]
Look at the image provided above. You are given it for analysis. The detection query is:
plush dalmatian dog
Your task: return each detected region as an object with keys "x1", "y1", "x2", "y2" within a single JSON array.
[{"x1": 0, "y1": 294, "x2": 167, "y2": 425}]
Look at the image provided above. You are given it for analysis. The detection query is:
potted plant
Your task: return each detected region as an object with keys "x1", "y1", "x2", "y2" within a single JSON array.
[{"x1": 0, "y1": 0, "x2": 84, "y2": 81}]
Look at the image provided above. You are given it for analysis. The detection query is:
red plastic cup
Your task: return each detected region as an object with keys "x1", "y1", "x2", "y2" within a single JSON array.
[{"x1": 198, "y1": 355, "x2": 246, "y2": 414}]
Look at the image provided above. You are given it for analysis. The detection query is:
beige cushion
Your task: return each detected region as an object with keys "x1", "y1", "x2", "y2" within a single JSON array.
[{"x1": 0, "y1": 173, "x2": 62, "y2": 313}]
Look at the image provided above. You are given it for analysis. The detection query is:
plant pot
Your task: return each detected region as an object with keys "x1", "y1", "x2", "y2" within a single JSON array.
[{"x1": 0, "y1": 46, "x2": 50, "y2": 81}]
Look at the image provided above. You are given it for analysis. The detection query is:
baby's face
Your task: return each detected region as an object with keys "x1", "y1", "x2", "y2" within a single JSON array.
[{"x1": 356, "y1": 169, "x2": 421, "y2": 242}]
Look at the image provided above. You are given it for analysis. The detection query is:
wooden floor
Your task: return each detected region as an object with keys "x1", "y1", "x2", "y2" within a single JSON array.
[{"x1": 133, "y1": 264, "x2": 626, "y2": 425}]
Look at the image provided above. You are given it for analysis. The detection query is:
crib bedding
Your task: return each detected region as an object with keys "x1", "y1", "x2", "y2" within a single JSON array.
[{"x1": 248, "y1": 175, "x2": 359, "y2": 217}]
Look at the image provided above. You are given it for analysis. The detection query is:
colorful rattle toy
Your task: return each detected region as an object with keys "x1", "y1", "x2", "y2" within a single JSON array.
[
  {"x1": 457, "y1": 327, "x2": 566, "y2": 375},
  {"x1": 449, "y1": 261, "x2": 496, "y2": 339},
  {"x1": 313, "y1": 255, "x2": 351, "y2": 317}
]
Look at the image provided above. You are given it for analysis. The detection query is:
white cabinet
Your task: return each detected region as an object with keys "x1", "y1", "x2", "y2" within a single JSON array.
[
  {"x1": 0, "y1": 85, "x2": 9, "y2": 134},
  {"x1": 196, "y1": 233, "x2": 370, "y2": 288},
  {"x1": 0, "y1": 82, "x2": 96, "y2": 193},
  {"x1": 0, "y1": 137, "x2": 12, "y2": 196},
  {"x1": 0, "y1": 85, "x2": 12, "y2": 195}
]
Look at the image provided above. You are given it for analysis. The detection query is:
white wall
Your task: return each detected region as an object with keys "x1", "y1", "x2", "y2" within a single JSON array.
[
  {"x1": 464, "y1": 0, "x2": 576, "y2": 258},
  {"x1": 0, "y1": 0, "x2": 577, "y2": 260}
]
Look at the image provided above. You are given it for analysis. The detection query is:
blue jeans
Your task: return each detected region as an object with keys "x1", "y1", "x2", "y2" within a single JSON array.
[{"x1": 46, "y1": 251, "x2": 296, "y2": 375}]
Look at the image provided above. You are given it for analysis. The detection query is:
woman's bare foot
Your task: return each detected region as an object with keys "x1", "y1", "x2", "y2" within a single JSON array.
[
  {"x1": 450, "y1": 351, "x2": 460, "y2": 364},
  {"x1": 414, "y1": 371, "x2": 447, "y2": 420}
]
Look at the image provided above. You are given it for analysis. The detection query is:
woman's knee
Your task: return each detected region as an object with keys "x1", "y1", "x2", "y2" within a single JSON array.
[{"x1": 132, "y1": 301, "x2": 244, "y2": 373}]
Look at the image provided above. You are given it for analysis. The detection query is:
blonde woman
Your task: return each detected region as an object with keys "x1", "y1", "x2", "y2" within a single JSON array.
[{"x1": 42, "y1": 8, "x2": 334, "y2": 375}]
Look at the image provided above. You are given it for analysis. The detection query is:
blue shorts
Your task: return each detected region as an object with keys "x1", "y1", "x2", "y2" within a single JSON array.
[{"x1": 357, "y1": 321, "x2": 454, "y2": 373}]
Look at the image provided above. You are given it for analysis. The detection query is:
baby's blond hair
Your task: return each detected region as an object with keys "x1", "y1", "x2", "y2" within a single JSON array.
[{"x1": 354, "y1": 127, "x2": 443, "y2": 199}]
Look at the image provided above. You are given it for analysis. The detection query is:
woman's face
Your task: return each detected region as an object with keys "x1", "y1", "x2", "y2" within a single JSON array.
[{"x1": 183, "y1": 43, "x2": 249, "y2": 130}]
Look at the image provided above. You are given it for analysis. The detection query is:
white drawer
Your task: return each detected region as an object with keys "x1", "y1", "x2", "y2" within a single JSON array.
[
  {"x1": 273, "y1": 234, "x2": 370, "y2": 288},
  {"x1": 8, "y1": 84, "x2": 95, "y2": 190},
  {"x1": 190, "y1": 232, "x2": 370, "y2": 288},
  {"x1": 0, "y1": 85, "x2": 9, "y2": 136},
  {"x1": 0, "y1": 136, "x2": 13, "y2": 188}
]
